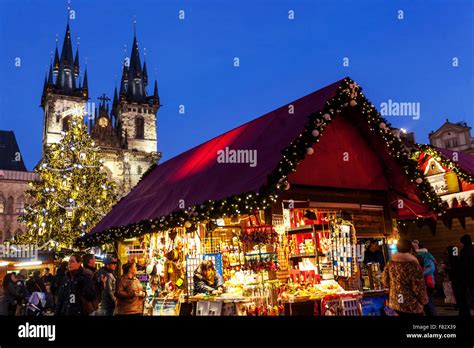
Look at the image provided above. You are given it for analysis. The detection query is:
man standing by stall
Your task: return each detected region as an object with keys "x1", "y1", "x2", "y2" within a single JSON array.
[{"x1": 96, "y1": 257, "x2": 118, "y2": 316}]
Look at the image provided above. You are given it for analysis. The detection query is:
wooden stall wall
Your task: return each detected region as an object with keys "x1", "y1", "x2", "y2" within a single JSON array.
[
  {"x1": 352, "y1": 210, "x2": 388, "y2": 237},
  {"x1": 400, "y1": 217, "x2": 474, "y2": 261}
]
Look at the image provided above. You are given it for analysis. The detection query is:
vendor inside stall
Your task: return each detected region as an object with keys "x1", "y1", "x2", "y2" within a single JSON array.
[
  {"x1": 363, "y1": 239, "x2": 386, "y2": 271},
  {"x1": 193, "y1": 260, "x2": 225, "y2": 296}
]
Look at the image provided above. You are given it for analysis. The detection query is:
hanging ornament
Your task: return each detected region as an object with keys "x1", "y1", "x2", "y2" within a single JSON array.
[
  {"x1": 415, "y1": 178, "x2": 423, "y2": 184},
  {"x1": 307, "y1": 147, "x2": 314, "y2": 155},
  {"x1": 184, "y1": 221, "x2": 192, "y2": 228},
  {"x1": 350, "y1": 100, "x2": 357, "y2": 107},
  {"x1": 66, "y1": 207, "x2": 74, "y2": 218},
  {"x1": 323, "y1": 113, "x2": 331, "y2": 121},
  {"x1": 312, "y1": 129, "x2": 320, "y2": 137}
]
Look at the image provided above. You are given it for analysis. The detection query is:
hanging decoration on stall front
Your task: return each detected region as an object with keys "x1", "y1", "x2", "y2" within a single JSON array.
[{"x1": 330, "y1": 219, "x2": 356, "y2": 278}]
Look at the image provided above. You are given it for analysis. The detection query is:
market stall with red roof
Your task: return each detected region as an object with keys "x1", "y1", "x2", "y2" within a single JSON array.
[{"x1": 77, "y1": 77, "x2": 442, "y2": 316}]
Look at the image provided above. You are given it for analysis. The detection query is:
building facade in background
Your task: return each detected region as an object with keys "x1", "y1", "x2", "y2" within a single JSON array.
[
  {"x1": 429, "y1": 119, "x2": 474, "y2": 153},
  {"x1": 0, "y1": 131, "x2": 38, "y2": 243}
]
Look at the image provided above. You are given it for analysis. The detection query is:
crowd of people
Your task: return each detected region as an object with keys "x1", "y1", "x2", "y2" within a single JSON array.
[
  {"x1": 0, "y1": 252, "x2": 224, "y2": 316},
  {"x1": 0, "y1": 254, "x2": 147, "y2": 316},
  {"x1": 383, "y1": 234, "x2": 474, "y2": 316},
  {"x1": 1, "y1": 234, "x2": 472, "y2": 317}
]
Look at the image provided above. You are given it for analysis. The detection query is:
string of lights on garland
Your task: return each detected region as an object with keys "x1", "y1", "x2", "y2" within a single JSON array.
[
  {"x1": 76, "y1": 77, "x2": 444, "y2": 248},
  {"x1": 415, "y1": 144, "x2": 474, "y2": 184},
  {"x1": 13, "y1": 117, "x2": 118, "y2": 250}
]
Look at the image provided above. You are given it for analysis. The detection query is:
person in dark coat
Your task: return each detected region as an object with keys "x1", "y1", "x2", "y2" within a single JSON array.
[
  {"x1": 82, "y1": 254, "x2": 97, "y2": 278},
  {"x1": 26, "y1": 270, "x2": 46, "y2": 294},
  {"x1": 55, "y1": 254, "x2": 97, "y2": 316},
  {"x1": 51, "y1": 261, "x2": 68, "y2": 304},
  {"x1": 15, "y1": 269, "x2": 29, "y2": 315},
  {"x1": 458, "y1": 234, "x2": 474, "y2": 316},
  {"x1": 42, "y1": 268, "x2": 54, "y2": 285},
  {"x1": 96, "y1": 257, "x2": 118, "y2": 315},
  {"x1": 1, "y1": 273, "x2": 22, "y2": 316},
  {"x1": 440, "y1": 245, "x2": 461, "y2": 306},
  {"x1": 193, "y1": 260, "x2": 224, "y2": 295},
  {"x1": 363, "y1": 239, "x2": 386, "y2": 270}
]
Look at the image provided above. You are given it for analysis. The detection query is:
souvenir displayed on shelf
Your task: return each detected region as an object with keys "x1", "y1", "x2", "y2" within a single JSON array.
[
  {"x1": 240, "y1": 225, "x2": 278, "y2": 245},
  {"x1": 330, "y1": 219, "x2": 356, "y2": 278}
]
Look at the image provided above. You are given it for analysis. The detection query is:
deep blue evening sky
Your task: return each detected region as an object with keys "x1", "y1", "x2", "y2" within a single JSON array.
[{"x1": 0, "y1": 0, "x2": 472, "y2": 170}]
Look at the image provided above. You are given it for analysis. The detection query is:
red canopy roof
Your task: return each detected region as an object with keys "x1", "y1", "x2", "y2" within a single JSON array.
[{"x1": 81, "y1": 77, "x2": 438, "y2": 246}]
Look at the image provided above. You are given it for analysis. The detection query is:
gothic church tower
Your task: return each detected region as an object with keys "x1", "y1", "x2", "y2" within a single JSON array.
[
  {"x1": 40, "y1": 17, "x2": 161, "y2": 195},
  {"x1": 40, "y1": 21, "x2": 88, "y2": 156}
]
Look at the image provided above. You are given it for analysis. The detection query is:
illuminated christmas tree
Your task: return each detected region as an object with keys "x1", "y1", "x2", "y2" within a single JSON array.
[{"x1": 15, "y1": 111, "x2": 117, "y2": 249}]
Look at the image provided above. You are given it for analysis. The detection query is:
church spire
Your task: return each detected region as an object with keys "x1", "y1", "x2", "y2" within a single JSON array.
[
  {"x1": 113, "y1": 86, "x2": 118, "y2": 106},
  {"x1": 82, "y1": 65, "x2": 88, "y2": 98},
  {"x1": 119, "y1": 18, "x2": 146, "y2": 102},
  {"x1": 48, "y1": 64, "x2": 54, "y2": 84},
  {"x1": 153, "y1": 80, "x2": 158, "y2": 99},
  {"x1": 129, "y1": 34, "x2": 142, "y2": 79},
  {"x1": 55, "y1": 22, "x2": 77, "y2": 93},
  {"x1": 74, "y1": 38, "x2": 80, "y2": 78},
  {"x1": 142, "y1": 62, "x2": 148, "y2": 86},
  {"x1": 142, "y1": 48, "x2": 148, "y2": 86},
  {"x1": 53, "y1": 35, "x2": 59, "y2": 75}
]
